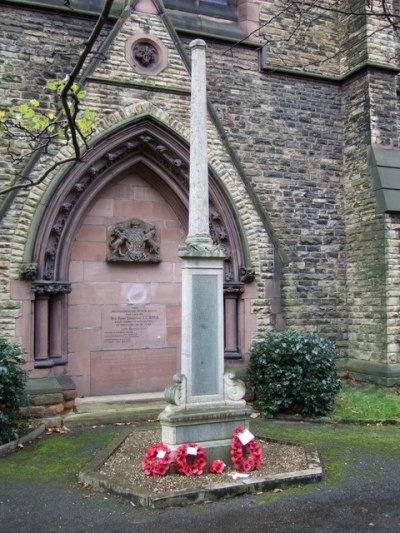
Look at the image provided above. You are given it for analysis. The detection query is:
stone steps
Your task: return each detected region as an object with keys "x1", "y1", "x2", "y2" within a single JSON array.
[{"x1": 61, "y1": 393, "x2": 167, "y2": 428}]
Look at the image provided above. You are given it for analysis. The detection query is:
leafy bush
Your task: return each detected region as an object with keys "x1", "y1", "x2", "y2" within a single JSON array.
[
  {"x1": 0, "y1": 337, "x2": 29, "y2": 444},
  {"x1": 248, "y1": 329, "x2": 341, "y2": 417}
]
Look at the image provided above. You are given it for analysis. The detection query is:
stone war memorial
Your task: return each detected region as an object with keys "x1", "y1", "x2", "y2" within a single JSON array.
[
  {"x1": 159, "y1": 39, "x2": 251, "y2": 465},
  {"x1": 1, "y1": 0, "x2": 400, "y2": 422}
]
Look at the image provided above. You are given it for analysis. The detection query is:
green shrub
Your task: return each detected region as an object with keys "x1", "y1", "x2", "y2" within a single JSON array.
[
  {"x1": 0, "y1": 337, "x2": 29, "y2": 444},
  {"x1": 248, "y1": 329, "x2": 341, "y2": 417}
]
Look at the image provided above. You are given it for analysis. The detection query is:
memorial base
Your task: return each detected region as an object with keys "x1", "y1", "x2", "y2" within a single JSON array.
[{"x1": 159, "y1": 404, "x2": 252, "y2": 466}]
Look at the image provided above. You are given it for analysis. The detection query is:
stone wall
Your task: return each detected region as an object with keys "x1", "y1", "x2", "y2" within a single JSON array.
[
  {"x1": 1, "y1": 1, "x2": 400, "y2": 385},
  {"x1": 201, "y1": 39, "x2": 346, "y2": 344},
  {"x1": 0, "y1": 6, "x2": 113, "y2": 337}
]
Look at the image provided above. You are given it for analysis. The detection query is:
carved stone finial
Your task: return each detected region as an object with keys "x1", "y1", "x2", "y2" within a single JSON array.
[{"x1": 164, "y1": 374, "x2": 187, "y2": 406}]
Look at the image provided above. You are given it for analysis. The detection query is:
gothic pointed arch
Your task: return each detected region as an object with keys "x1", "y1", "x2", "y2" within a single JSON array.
[{"x1": 30, "y1": 117, "x2": 251, "y2": 369}]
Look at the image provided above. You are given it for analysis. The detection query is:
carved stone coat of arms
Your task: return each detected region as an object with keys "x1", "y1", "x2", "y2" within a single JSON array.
[{"x1": 106, "y1": 218, "x2": 161, "y2": 263}]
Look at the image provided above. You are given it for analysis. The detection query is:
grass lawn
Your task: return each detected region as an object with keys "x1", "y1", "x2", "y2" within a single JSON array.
[
  {"x1": 0, "y1": 381, "x2": 399, "y2": 509},
  {"x1": 1, "y1": 419, "x2": 400, "y2": 510},
  {"x1": 330, "y1": 381, "x2": 400, "y2": 422}
]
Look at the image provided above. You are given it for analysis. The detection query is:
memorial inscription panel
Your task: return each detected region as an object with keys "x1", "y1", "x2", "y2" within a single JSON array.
[
  {"x1": 191, "y1": 274, "x2": 219, "y2": 395},
  {"x1": 102, "y1": 304, "x2": 166, "y2": 350}
]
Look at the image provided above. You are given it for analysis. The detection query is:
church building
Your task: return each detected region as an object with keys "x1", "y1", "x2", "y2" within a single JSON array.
[{"x1": 1, "y1": 0, "x2": 400, "y2": 413}]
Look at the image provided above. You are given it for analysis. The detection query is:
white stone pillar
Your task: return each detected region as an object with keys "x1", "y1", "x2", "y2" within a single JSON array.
[{"x1": 187, "y1": 39, "x2": 211, "y2": 245}]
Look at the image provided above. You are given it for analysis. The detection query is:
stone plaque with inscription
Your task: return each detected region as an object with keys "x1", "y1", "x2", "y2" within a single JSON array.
[
  {"x1": 102, "y1": 304, "x2": 166, "y2": 350},
  {"x1": 191, "y1": 274, "x2": 219, "y2": 395}
]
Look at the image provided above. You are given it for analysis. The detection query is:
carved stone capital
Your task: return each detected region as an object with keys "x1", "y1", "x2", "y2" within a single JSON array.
[
  {"x1": 178, "y1": 239, "x2": 226, "y2": 259},
  {"x1": 32, "y1": 281, "x2": 72, "y2": 296},
  {"x1": 224, "y1": 282, "x2": 245, "y2": 297}
]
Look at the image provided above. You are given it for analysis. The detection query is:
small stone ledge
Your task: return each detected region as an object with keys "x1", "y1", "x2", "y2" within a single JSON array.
[
  {"x1": 0, "y1": 424, "x2": 46, "y2": 457},
  {"x1": 79, "y1": 429, "x2": 323, "y2": 509}
]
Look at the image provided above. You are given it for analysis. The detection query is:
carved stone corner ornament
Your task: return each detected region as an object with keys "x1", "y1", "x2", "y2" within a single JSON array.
[
  {"x1": 125, "y1": 32, "x2": 168, "y2": 75},
  {"x1": 223, "y1": 371, "x2": 246, "y2": 404},
  {"x1": 106, "y1": 218, "x2": 161, "y2": 263},
  {"x1": 164, "y1": 373, "x2": 187, "y2": 406}
]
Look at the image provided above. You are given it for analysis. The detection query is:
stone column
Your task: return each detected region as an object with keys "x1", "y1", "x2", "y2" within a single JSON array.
[
  {"x1": 187, "y1": 39, "x2": 211, "y2": 246},
  {"x1": 34, "y1": 296, "x2": 50, "y2": 363},
  {"x1": 32, "y1": 281, "x2": 71, "y2": 367}
]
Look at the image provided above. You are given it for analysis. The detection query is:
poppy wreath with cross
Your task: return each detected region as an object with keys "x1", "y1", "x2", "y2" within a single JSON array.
[
  {"x1": 174, "y1": 442, "x2": 207, "y2": 476},
  {"x1": 230, "y1": 426, "x2": 263, "y2": 472},
  {"x1": 141, "y1": 442, "x2": 172, "y2": 476}
]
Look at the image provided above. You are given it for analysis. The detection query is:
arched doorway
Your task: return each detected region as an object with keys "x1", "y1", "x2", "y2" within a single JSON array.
[{"x1": 31, "y1": 119, "x2": 250, "y2": 396}]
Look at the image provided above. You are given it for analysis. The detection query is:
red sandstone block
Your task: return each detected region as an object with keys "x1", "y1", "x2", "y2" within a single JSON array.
[
  {"x1": 67, "y1": 350, "x2": 90, "y2": 369},
  {"x1": 68, "y1": 327, "x2": 102, "y2": 352},
  {"x1": 167, "y1": 326, "x2": 181, "y2": 346},
  {"x1": 153, "y1": 284, "x2": 181, "y2": 304},
  {"x1": 63, "y1": 400, "x2": 75, "y2": 410},
  {"x1": 69, "y1": 261, "x2": 84, "y2": 282},
  {"x1": 134, "y1": 185, "x2": 163, "y2": 202},
  {"x1": 62, "y1": 389, "x2": 78, "y2": 401},
  {"x1": 90, "y1": 348, "x2": 177, "y2": 395},
  {"x1": 76, "y1": 224, "x2": 106, "y2": 242},
  {"x1": 113, "y1": 200, "x2": 154, "y2": 219},
  {"x1": 88, "y1": 198, "x2": 114, "y2": 217},
  {"x1": 153, "y1": 206, "x2": 177, "y2": 222},
  {"x1": 70, "y1": 241, "x2": 105, "y2": 261},
  {"x1": 68, "y1": 283, "x2": 120, "y2": 305},
  {"x1": 68, "y1": 304, "x2": 102, "y2": 329},
  {"x1": 10, "y1": 280, "x2": 33, "y2": 300},
  {"x1": 160, "y1": 226, "x2": 185, "y2": 242},
  {"x1": 44, "y1": 403, "x2": 65, "y2": 416}
]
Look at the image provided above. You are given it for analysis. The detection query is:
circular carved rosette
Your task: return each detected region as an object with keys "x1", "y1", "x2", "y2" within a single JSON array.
[{"x1": 125, "y1": 33, "x2": 168, "y2": 75}]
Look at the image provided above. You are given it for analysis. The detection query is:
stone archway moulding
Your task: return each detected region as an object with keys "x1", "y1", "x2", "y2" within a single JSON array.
[{"x1": 30, "y1": 117, "x2": 253, "y2": 367}]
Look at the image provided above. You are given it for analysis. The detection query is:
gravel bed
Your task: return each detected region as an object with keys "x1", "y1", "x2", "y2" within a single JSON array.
[{"x1": 99, "y1": 429, "x2": 309, "y2": 494}]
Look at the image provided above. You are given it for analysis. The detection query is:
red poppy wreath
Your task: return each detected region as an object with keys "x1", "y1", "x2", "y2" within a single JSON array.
[
  {"x1": 174, "y1": 443, "x2": 207, "y2": 476},
  {"x1": 141, "y1": 443, "x2": 172, "y2": 476},
  {"x1": 230, "y1": 426, "x2": 263, "y2": 472}
]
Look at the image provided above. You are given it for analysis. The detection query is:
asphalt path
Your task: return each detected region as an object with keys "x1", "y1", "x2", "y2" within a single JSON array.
[{"x1": 1, "y1": 429, "x2": 400, "y2": 532}]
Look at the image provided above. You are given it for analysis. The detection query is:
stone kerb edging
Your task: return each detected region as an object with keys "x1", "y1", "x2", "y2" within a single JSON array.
[
  {"x1": 273, "y1": 414, "x2": 400, "y2": 425},
  {"x1": 78, "y1": 428, "x2": 323, "y2": 509},
  {"x1": 0, "y1": 423, "x2": 46, "y2": 457}
]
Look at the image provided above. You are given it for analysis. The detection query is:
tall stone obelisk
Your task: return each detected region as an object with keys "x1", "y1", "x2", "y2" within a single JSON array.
[{"x1": 159, "y1": 40, "x2": 251, "y2": 464}]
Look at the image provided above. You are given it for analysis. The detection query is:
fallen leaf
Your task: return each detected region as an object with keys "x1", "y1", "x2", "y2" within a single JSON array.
[{"x1": 250, "y1": 412, "x2": 261, "y2": 419}]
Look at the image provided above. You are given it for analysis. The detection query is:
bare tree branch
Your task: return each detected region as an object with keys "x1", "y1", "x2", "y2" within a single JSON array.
[{"x1": 0, "y1": 0, "x2": 115, "y2": 196}]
